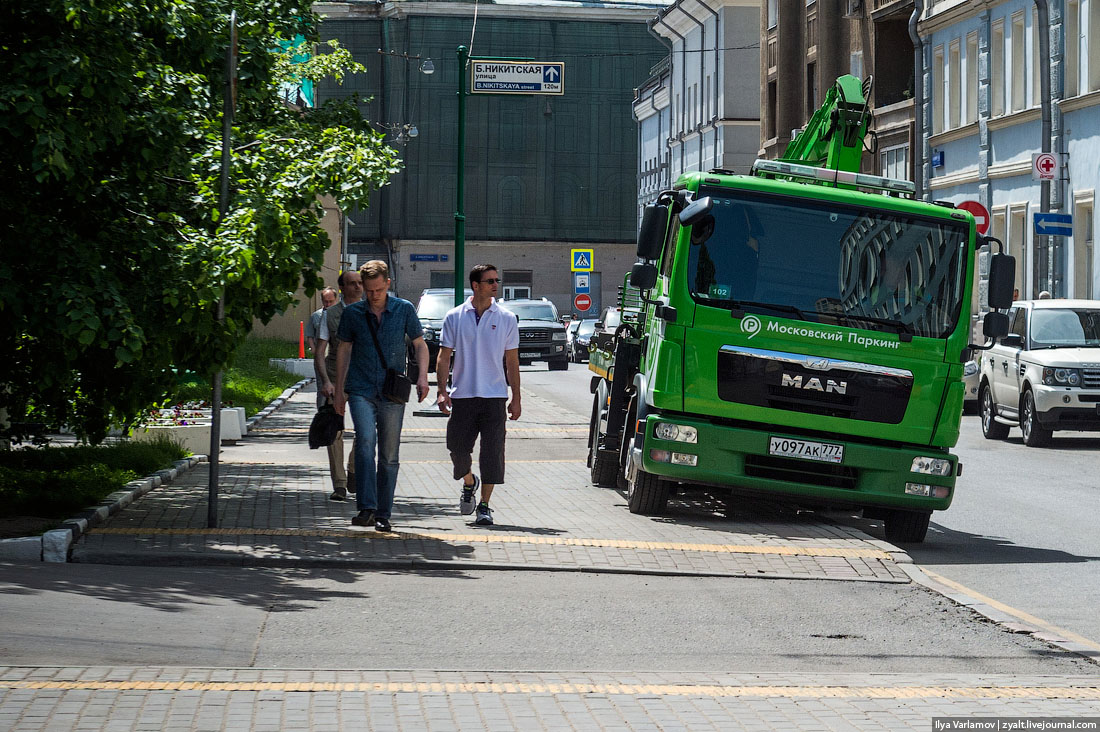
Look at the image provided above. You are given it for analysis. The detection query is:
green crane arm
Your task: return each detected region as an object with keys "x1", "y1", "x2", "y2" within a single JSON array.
[{"x1": 776, "y1": 74, "x2": 872, "y2": 174}]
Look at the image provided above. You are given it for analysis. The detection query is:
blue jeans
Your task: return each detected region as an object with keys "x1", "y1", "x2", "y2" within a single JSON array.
[{"x1": 347, "y1": 394, "x2": 406, "y2": 519}]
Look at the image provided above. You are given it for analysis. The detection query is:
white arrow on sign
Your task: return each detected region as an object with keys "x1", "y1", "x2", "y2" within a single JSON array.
[{"x1": 544, "y1": 66, "x2": 559, "y2": 82}]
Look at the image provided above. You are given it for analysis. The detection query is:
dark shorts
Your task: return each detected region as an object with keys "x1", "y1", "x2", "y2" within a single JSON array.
[{"x1": 446, "y1": 397, "x2": 507, "y2": 485}]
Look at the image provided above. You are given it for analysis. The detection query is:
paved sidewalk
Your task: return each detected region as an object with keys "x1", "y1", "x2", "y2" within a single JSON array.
[
  {"x1": 73, "y1": 381, "x2": 909, "y2": 582},
  {"x1": 3, "y1": 666, "x2": 1100, "y2": 731}
]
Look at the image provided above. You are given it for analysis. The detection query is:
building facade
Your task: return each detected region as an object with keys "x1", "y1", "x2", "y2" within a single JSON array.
[
  {"x1": 759, "y1": 0, "x2": 920, "y2": 184},
  {"x1": 633, "y1": 0, "x2": 761, "y2": 217},
  {"x1": 920, "y1": 0, "x2": 1099, "y2": 309},
  {"x1": 314, "y1": 0, "x2": 667, "y2": 318}
]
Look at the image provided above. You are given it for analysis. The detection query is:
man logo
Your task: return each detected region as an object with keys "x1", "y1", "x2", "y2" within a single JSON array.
[
  {"x1": 741, "y1": 314, "x2": 762, "y2": 339},
  {"x1": 781, "y1": 373, "x2": 847, "y2": 394},
  {"x1": 807, "y1": 358, "x2": 831, "y2": 371}
]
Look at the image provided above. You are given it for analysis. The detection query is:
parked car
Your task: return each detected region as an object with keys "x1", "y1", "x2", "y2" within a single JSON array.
[
  {"x1": 415, "y1": 288, "x2": 472, "y2": 372},
  {"x1": 569, "y1": 319, "x2": 597, "y2": 362},
  {"x1": 962, "y1": 358, "x2": 980, "y2": 413},
  {"x1": 498, "y1": 298, "x2": 569, "y2": 370},
  {"x1": 979, "y1": 299, "x2": 1100, "y2": 446}
]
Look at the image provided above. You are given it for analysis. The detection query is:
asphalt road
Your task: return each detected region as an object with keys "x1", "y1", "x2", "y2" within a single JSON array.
[
  {"x1": 531, "y1": 362, "x2": 1100, "y2": 654},
  {"x1": 0, "y1": 562, "x2": 1089, "y2": 674}
]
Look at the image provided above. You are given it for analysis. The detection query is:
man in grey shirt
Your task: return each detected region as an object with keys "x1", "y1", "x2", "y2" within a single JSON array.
[
  {"x1": 315, "y1": 272, "x2": 363, "y2": 501},
  {"x1": 305, "y1": 287, "x2": 337, "y2": 355}
]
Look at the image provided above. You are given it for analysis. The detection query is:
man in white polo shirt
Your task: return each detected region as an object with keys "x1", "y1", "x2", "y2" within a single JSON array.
[{"x1": 436, "y1": 264, "x2": 521, "y2": 526}]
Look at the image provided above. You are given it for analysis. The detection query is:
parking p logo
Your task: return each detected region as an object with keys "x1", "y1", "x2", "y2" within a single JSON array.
[{"x1": 741, "y1": 315, "x2": 762, "y2": 339}]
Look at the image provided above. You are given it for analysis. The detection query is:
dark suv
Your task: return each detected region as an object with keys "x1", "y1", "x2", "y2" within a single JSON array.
[
  {"x1": 499, "y1": 298, "x2": 569, "y2": 370},
  {"x1": 415, "y1": 288, "x2": 472, "y2": 372}
]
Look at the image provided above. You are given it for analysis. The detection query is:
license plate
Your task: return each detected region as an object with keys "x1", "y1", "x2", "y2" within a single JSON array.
[
  {"x1": 768, "y1": 436, "x2": 844, "y2": 464},
  {"x1": 520, "y1": 352, "x2": 540, "y2": 359}
]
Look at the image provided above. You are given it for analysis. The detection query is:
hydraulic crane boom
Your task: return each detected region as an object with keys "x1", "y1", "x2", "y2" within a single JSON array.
[{"x1": 776, "y1": 74, "x2": 872, "y2": 174}]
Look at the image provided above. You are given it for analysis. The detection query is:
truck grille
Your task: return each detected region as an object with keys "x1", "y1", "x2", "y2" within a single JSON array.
[
  {"x1": 745, "y1": 455, "x2": 859, "y2": 490},
  {"x1": 1083, "y1": 368, "x2": 1100, "y2": 388},
  {"x1": 717, "y1": 345, "x2": 913, "y2": 424}
]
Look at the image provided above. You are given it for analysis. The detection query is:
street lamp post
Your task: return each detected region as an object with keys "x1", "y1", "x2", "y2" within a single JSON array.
[{"x1": 454, "y1": 45, "x2": 468, "y2": 307}]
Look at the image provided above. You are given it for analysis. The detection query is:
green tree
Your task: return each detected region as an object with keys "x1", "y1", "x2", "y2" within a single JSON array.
[{"x1": 0, "y1": 0, "x2": 399, "y2": 443}]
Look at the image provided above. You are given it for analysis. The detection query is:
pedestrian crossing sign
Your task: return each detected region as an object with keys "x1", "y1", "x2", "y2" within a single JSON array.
[{"x1": 571, "y1": 249, "x2": 594, "y2": 272}]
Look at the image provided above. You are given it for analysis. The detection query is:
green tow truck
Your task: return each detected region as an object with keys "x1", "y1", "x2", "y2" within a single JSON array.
[{"x1": 587, "y1": 76, "x2": 1015, "y2": 543}]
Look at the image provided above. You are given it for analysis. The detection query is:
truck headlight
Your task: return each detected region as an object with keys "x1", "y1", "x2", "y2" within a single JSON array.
[
  {"x1": 552, "y1": 332, "x2": 567, "y2": 341},
  {"x1": 654, "y1": 422, "x2": 698, "y2": 444},
  {"x1": 911, "y1": 457, "x2": 953, "y2": 476},
  {"x1": 1043, "y1": 367, "x2": 1081, "y2": 386},
  {"x1": 963, "y1": 360, "x2": 979, "y2": 377}
]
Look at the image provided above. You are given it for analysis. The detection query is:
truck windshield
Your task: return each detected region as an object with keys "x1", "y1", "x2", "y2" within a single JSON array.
[
  {"x1": 685, "y1": 189, "x2": 969, "y2": 339},
  {"x1": 1030, "y1": 308, "x2": 1100, "y2": 348}
]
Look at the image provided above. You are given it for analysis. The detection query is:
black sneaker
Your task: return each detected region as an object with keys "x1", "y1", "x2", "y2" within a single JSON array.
[
  {"x1": 460, "y1": 475, "x2": 480, "y2": 515},
  {"x1": 351, "y1": 509, "x2": 375, "y2": 527},
  {"x1": 375, "y1": 517, "x2": 392, "y2": 532},
  {"x1": 475, "y1": 502, "x2": 493, "y2": 526},
  {"x1": 329, "y1": 486, "x2": 347, "y2": 501}
]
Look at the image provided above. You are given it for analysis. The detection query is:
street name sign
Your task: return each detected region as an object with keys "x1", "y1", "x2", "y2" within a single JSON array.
[
  {"x1": 471, "y1": 61, "x2": 564, "y2": 95},
  {"x1": 1034, "y1": 212, "x2": 1073, "y2": 237}
]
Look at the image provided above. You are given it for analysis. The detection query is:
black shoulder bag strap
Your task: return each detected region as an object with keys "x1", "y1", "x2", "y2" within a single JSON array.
[{"x1": 364, "y1": 309, "x2": 392, "y2": 372}]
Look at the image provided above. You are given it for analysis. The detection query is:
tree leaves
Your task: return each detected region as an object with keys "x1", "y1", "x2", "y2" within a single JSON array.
[{"x1": 0, "y1": 0, "x2": 397, "y2": 443}]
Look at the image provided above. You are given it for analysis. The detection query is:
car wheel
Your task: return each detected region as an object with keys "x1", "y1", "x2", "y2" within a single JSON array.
[
  {"x1": 979, "y1": 384, "x2": 1009, "y2": 440},
  {"x1": 1020, "y1": 390, "x2": 1052, "y2": 447}
]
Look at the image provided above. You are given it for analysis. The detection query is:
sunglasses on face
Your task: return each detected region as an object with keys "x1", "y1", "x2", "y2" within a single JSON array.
[{"x1": 478, "y1": 278, "x2": 502, "y2": 285}]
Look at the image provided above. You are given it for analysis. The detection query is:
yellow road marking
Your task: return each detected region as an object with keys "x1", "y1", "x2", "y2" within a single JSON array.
[
  {"x1": 89, "y1": 527, "x2": 890, "y2": 559},
  {"x1": 1, "y1": 679, "x2": 1098, "y2": 698},
  {"x1": 922, "y1": 568, "x2": 1100, "y2": 654}
]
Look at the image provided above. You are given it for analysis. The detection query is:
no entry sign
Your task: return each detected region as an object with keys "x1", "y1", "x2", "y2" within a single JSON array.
[
  {"x1": 574, "y1": 293, "x2": 592, "y2": 311},
  {"x1": 957, "y1": 200, "x2": 990, "y2": 235}
]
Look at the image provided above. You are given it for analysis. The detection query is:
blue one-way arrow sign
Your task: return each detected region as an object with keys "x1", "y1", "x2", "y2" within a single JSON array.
[{"x1": 1034, "y1": 212, "x2": 1073, "y2": 237}]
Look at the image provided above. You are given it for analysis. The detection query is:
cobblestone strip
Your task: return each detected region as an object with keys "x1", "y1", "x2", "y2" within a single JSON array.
[{"x1": 2, "y1": 668, "x2": 1100, "y2": 731}]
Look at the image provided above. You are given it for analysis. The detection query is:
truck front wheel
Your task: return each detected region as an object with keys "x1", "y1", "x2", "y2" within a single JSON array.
[
  {"x1": 627, "y1": 467, "x2": 671, "y2": 515},
  {"x1": 883, "y1": 510, "x2": 931, "y2": 544},
  {"x1": 588, "y1": 392, "x2": 617, "y2": 487}
]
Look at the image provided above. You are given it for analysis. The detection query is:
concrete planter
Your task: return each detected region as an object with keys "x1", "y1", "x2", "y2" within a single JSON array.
[
  {"x1": 269, "y1": 358, "x2": 316, "y2": 378},
  {"x1": 132, "y1": 423, "x2": 212, "y2": 454}
]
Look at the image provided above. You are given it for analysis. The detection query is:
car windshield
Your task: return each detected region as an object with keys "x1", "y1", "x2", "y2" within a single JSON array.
[
  {"x1": 417, "y1": 293, "x2": 467, "y2": 320},
  {"x1": 684, "y1": 188, "x2": 970, "y2": 338},
  {"x1": 603, "y1": 309, "x2": 621, "y2": 330},
  {"x1": 577, "y1": 320, "x2": 596, "y2": 336},
  {"x1": 1030, "y1": 308, "x2": 1100, "y2": 347},
  {"x1": 502, "y1": 303, "x2": 557, "y2": 321}
]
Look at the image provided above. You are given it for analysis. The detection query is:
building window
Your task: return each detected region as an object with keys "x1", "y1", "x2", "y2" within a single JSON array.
[
  {"x1": 1066, "y1": 0, "x2": 1080, "y2": 97},
  {"x1": 766, "y1": 80, "x2": 777, "y2": 140},
  {"x1": 429, "y1": 271, "x2": 455, "y2": 288},
  {"x1": 1075, "y1": 198, "x2": 1095, "y2": 299},
  {"x1": 850, "y1": 51, "x2": 863, "y2": 81},
  {"x1": 1031, "y1": 8, "x2": 1040, "y2": 106},
  {"x1": 932, "y1": 46, "x2": 945, "y2": 134},
  {"x1": 880, "y1": 144, "x2": 908, "y2": 181},
  {"x1": 965, "y1": 33, "x2": 978, "y2": 124},
  {"x1": 806, "y1": 62, "x2": 817, "y2": 113},
  {"x1": 992, "y1": 20, "x2": 1005, "y2": 116},
  {"x1": 1011, "y1": 12, "x2": 1026, "y2": 113},
  {"x1": 1090, "y1": 0, "x2": 1100, "y2": 92},
  {"x1": 806, "y1": 16, "x2": 817, "y2": 51},
  {"x1": 502, "y1": 270, "x2": 533, "y2": 301},
  {"x1": 949, "y1": 39, "x2": 961, "y2": 129},
  {"x1": 767, "y1": 0, "x2": 777, "y2": 30}
]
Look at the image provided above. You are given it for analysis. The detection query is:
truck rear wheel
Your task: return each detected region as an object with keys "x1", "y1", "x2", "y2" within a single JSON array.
[
  {"x1": 627, "y1": 467, "x2": 670, "y2": 515},
  {"x1": 588, "y1": 392, "x2": 617, "y2": 487},
  {"x1": 883, "y1": 510, "x2": 931, "y2": 544}
]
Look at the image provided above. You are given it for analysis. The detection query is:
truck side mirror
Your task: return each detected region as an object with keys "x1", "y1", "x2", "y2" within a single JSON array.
[
  {"x1": 679, "y1": 196, "x2": 713, "y2": 226},
  {"x1": 983, "y1": 311, "x2": 1009, "y2": 340},
  {"x1": 630, "y1": 262, "x2": 658, "y2": 291},
  {"x1": 985, "y1": 242, "x2": 1015, "y2": 310},
  {"x1": 637, "y1": 203, "x2": 668, "y2": 261}
]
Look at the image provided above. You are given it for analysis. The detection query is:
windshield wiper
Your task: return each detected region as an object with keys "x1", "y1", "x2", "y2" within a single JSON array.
[
  {"x1": 828, "y1": 312, "x2": 914, "y2": 338},
  {"x1": 724, "y1": 300, "x2": 809, "y2": 321}
]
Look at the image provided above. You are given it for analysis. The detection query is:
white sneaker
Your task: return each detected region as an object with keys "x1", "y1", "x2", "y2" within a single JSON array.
[{"x1": 460, "y1": 475, "x2": 479, "y2": 515}]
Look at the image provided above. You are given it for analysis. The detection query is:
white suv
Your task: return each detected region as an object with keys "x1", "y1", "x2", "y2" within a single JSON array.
[{"x1": 979, "y1": 299, "x2": 1100, "y2": 446}]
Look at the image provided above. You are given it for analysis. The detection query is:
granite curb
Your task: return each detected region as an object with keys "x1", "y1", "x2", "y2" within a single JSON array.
[{"x1": 0, "y1": 377, "x2": 312, "y2": 564}]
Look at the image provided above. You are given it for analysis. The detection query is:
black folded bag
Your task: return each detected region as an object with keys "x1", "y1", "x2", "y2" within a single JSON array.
[{"x1": 309, "y1": 403, "x2": 344, "y2": 449}]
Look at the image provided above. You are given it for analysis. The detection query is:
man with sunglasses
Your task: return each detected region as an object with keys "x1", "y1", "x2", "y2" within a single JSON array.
[{"x1": 436, "y1": 264, "x2": 521, "y2": 526}]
